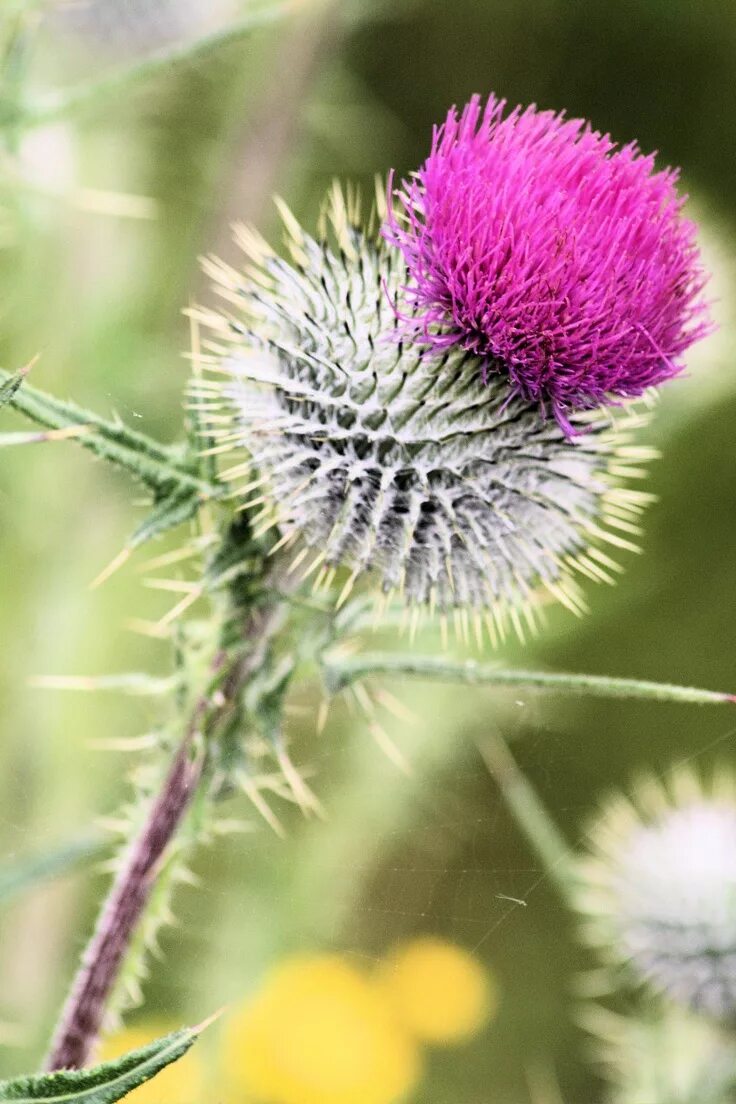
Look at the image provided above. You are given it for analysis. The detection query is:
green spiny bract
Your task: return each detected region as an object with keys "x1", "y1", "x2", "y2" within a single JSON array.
[
  {"x1": 576, "y1": 769, "x2": 736, "y2": 1020},
  {"x1": 193, "y1": 187, "x2": 653, "y2": 638}
]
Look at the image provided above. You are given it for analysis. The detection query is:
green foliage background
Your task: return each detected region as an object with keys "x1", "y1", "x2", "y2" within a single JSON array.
[{"x1": 1, "y1": 1, "x2": 735, "y2": 1100}]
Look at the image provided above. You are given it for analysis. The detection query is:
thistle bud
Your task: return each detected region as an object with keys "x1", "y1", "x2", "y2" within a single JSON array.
[
  {"x1": 197, "y1": 187, "x2": 651, "y2": 635},
  {"x1": 577, "y1": 771, "x2": 736, "y2": 1019}
]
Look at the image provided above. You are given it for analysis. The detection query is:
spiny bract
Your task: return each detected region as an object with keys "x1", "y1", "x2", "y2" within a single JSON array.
[
  {"x1": 193, "y1": 187, "x2": 652, "y2": 636},
  {"x1": 577, "y1": 769, "x2": 736, "y2": 1019}
]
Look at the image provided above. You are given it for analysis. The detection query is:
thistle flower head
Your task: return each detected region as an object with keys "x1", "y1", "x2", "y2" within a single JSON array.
[
  {"x1": 386, "y1": 94, "x2": 712, "y2": 430},
  {"x1": 577, "y1": 770, "x2": 736, "y2": 1018},
  {"x1": 196, "y1": 186, "x2": 652, "y2": 635}
]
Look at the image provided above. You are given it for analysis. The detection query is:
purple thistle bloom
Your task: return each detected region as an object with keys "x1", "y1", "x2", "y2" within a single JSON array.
[{"x1": 385, "y1": 94, "x2": 712, "y2": 430}]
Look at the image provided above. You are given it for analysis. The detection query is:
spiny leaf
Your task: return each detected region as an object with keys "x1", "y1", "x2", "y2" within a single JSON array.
[
  {"x1": 0, "y1": 1024, "x2": 202, "y2": 1103},
  {"x1": 129, "y1": 489, "x2": 202, "y2": 550},
  {"x1": 0, "y1": 368, "x2": 220, "y2": 499},
  {"x1": 0, "y1": 365, "x2": 29, "y2": 410}
]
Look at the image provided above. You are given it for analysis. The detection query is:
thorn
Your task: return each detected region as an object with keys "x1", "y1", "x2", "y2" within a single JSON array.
[
  {"x1": 238, "y1": 774, "x2": 286, "y2": 838},
  {"x1": 156, "y1": 587, "x2": 204, "y2": 629},
  {"x1": 174, "y1": 867, "x2": 202, "y2": 888},
  {"x1": 143, "y1": 578, "x2": 201, "y2": 595},
  {"x1": 374, "y1": 687, "x2": 417, "y2": 725},
  {"x1": 138, "y1": 543, "x2": 206, "y2": 573},
  {"x1": 276, "y1": 748, "x2": 326, "y2": 820},
  {"x1": 300, "y1": 550, "x2": 326, "y2": 583},
  {"x1": 287, "y1": 546, "x2": 310, "y2": 576},
  {"x1": 90, "y1": 547, "x2": 131, "y2": 590},
  {"x1": 369, "y1": 722, "x2": 411, "y2": 775},
  {"x1": 192, "y1": 1007, "x2": 227, "y2": 1035},
  {"x1": 87, "y1": 734, "x2": 159, "y2": 752},
  {"x1": 335, "y1": 569, "x2": 359, "y2": 610},
  {"x1": 125, "y1": 618, "x2": 172, "y2": 640},
  {"x1": 19, "y1": 353, "x2": 40, "y2": 378},
  {"x1": 352, "y1": 681, "x2": 376, "y2": 718}
]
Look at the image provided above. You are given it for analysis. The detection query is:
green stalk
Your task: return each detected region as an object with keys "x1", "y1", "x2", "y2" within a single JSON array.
[
  {"x1": 476, "y1": 731, "x2": 577, "y2": 902},
  {"x1": 325, "y1": 653, "x2": 735, "y2": 707}
]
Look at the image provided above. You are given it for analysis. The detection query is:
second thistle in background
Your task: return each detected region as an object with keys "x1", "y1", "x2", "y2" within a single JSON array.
[{"x1": 576, "y1": 768, "x2": 736, "y2": 1018}]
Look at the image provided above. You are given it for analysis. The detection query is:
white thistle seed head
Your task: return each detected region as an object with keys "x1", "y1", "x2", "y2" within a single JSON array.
[
  {"x1": 582, "y1": 1002, "x2": 736, "y2": 1104},
  {"x1": 193, "y1": 186, "x2": 653, "y2": 633},
  {"x1": 577, "y1": 770, "x2": 736, "y2": 1019}
]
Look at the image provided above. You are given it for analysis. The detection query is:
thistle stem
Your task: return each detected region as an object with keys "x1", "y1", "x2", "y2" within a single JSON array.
[
  {"x1": 44, "y1": 656, "x2": 224, "y2": 1071},
  {"x1": 324, "y1": 653, "x2": 735, "y2": 707},
  {"x1": 476, "y1": 731, "x2": 577, "y2": 902},
  {"x1": 45, "y1": 587, "x2": 286, "y2": 1070},
  {"x1": 8, "y1": 4, "x2": 287, "y2": 131}
]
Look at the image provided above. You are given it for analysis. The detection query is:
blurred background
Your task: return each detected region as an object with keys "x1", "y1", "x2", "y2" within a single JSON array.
[{"x1": 1, "y1": 1, "x2": 735, "y2": 1101}]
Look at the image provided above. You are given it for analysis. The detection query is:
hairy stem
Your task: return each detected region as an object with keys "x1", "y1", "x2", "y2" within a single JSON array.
[
  {"x1": 325, "y1": 653, "x2": 735, "y2": 706},
  {"x1": 45, "y1": 587, "x2": 286, "y2": 1070},
  {"x1": 44, "y1": 657, "x2": 222, "y2": 1071}
]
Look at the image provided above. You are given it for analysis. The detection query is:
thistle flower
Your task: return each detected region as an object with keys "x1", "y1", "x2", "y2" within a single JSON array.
[
  {"x1": 386, "y1": 94, "x2": 711, "y2": 431},
  {"x1": 576, "y1": 770, "x2": 736, "y2": 1018},
  {"x1": 195, "y1": 186, "x2": 653, "y2": 634}
]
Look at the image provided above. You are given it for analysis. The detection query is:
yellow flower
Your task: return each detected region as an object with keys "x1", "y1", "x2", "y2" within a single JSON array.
[
  {"x1": 222, "y1": 954, "x2": 421, "y2": 1104},
  {"x1": 378, "y1": 938, "x2": 495, "y2": 1045},
  {"x1": 97, "y1": 1023, "x2": 205, "y2": 1104}
]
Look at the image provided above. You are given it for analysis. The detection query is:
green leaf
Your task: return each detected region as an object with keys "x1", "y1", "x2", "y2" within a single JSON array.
[
  {"x1": 0, "y1": 1025, "x2": 201, "y2": 1103},
  {"x1": 129, "y1": 489, "x2": 203, "y2": 550},
  {"x1": 0, "y1": 837, "x2": 104, "y2": 909}
]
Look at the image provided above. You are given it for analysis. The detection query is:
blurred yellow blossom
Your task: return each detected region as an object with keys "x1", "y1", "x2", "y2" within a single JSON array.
[
  {"x1": 97, "y1": 1023, "x2": 205, "y2": 1104},
  {"x1": 378, "y1": 937, "x2": 495, "y2": 1045},
  {"x1": 222, "y1": 953, "x2": 421, "y2": 1104}
]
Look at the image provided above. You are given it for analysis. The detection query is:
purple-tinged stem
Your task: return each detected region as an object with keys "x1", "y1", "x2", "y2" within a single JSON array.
[
  {"x1": 45, "y1": 590, "x2": 287, "y2": 1071},
  {"x1": 45, "y1": 652, "x2": 227, "y2": 1071},
  {"x1": 46, "y1": 732, "x2": 204, "y2": 1069}
]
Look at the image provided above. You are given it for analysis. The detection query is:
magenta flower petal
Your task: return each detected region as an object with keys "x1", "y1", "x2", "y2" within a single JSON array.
[{"x1": 385, "y1": 94, "x2": 713, "y2": 428}]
